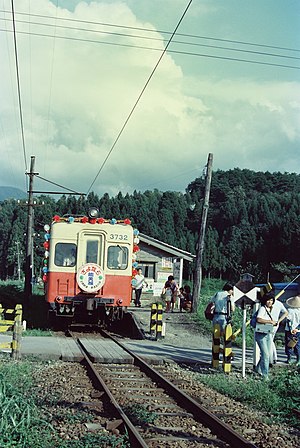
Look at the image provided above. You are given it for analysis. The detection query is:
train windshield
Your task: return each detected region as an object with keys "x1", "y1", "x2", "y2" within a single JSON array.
[
  {"x1": 54, "y1": 243, "x2": 77, "y2": 267},
  {"x1": 107, "y1": 245, "x2": 128, "y2": 270},
  {"x1": 86, "y1": 240, "x2": 99, "y2": 263}
]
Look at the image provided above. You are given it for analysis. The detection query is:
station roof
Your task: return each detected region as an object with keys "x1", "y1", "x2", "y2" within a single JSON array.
[{"x1": 139, "y1": 233, "x2": 195, "y2": 262}]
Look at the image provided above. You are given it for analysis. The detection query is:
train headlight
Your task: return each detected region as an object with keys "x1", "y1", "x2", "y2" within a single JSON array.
[
  {"x1": 88, "y1": 207, "x2": 99, "y2": 219},
  {"x1": 117, "y1": 299, "x2": 123, "y2": 305}
]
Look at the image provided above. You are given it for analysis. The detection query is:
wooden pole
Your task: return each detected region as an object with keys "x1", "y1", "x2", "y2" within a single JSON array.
[
  {"x1": 192, "y1": 153, "x2": 213, "y2": 312},
  {"x1": 24, "y1": 156, "x2": 36, "y2": 317}
]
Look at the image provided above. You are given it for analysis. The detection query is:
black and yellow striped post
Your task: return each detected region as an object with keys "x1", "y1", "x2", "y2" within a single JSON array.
[
  {"x1": 212, "y1": 323, "x2": 221, "y2": 368},
  {"x1": 150, "y1": 303, "x2": 158, "y2": 336},
  {"x1": 223, "y1": 323, "x2": 233, "y2": 373},
  {"x1": 156, "y1": 303, "x2": 163, "y2": 339},
  {"x1": 12, "y1": 312, "x2": 22, "y2": 360}
]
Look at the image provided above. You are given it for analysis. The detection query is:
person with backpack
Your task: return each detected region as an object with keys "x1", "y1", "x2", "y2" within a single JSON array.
[{"x1": 210, "y1": 282, "x2": 235, "y2": 331}]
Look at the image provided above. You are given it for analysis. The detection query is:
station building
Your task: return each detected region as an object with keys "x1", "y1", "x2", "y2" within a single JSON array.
[{"x1": 135, "y1": 233, "x2": 195, "y2": 297}]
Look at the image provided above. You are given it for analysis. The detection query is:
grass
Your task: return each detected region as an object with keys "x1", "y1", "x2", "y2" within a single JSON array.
[
  {"x1": 0, "y1": 359, "x2": 130, "y2": 447},
  {"x1": 123, "y1": 404, "x2": 157, "y2": 426},
  {"x1": 194, "y1": 364, "x2": 300, "y2": 429}
]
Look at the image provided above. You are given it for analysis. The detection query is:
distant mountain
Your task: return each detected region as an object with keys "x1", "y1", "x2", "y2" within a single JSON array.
[{"x1": 0, "y1": 186, "x2": 27, "y2": 201}]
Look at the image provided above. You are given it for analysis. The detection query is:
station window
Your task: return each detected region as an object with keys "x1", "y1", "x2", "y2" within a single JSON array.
[
  {"x1": 137, "y1": 263, "x2": 155, "y2": 279},
  {"x1": 107, "y1": 246, "x2": 128, "y2": 270},
  {"x1": 55, "y1": 243, "x2": 77, "y2": 267}
]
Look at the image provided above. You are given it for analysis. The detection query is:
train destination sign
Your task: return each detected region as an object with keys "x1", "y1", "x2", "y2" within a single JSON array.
[{"x1": 77, "y1": 263, "x2": 105, "y2": 293}]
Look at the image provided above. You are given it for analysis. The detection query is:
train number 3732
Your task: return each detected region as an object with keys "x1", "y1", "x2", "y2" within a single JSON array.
[{"x1": 109, "y1": 234, "x2": 128, "y2": 241}]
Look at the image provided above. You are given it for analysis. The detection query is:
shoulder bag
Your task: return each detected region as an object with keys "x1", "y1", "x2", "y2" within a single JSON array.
[{"x1": 255, "y1": 307, "x2": 274, "y2": 334}]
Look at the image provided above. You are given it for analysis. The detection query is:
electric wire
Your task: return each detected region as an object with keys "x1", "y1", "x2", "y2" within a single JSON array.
[
  {"x1": 44, "y1": 0, "x2": 59, "y2": 177},
  {"x1": 1, "y1": 27, "x2": 299, "y2": 71},
  {"x1": 1, "y1": 1, "x2": 20, "y2": 189},
  {"x1": 138, "y1": 167, "x2": 200, "y2": 191},
  {"x1": 2, "y1": 5, "x2": 299, "y2": 196},
  {"x1": 35, "y1": 174, "x2": 84, "y2": 195},
  {"x1": 10, "y1": 0, "x2": 28, "y2": 173},
  {"x1": 1, "y1": 8, "x2": 299, "y2": 54},
  {"x1": 1, "y1": 16, "x2": 300, "y2": 62},
  {"x1": 86, "y1": 0, "x2": 194, "y2": 195}
]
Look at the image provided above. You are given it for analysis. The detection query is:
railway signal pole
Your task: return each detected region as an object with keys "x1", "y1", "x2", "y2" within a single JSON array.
[{"x1": 192, "y1": 153, "x2": 213, "y2": 312}]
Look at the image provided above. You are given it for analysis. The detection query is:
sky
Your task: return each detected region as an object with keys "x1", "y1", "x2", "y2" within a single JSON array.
[{"x1": 0, "y1": 0, "x2": 299, "y2": 198}]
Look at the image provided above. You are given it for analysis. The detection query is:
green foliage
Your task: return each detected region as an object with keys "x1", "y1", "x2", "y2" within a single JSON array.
[
  {"x1": 195, "y1": 366, "x2": 300, "y2": 428},
  {"x1": 0, "y1": 282, "x2": 25, "y2": 308},
  {"x1": 55, "y1": 433, "x2": 130, "y2": 448},
  {"x1": 1, "y1": 169, "x2": 300, "y2": 281},
  {"x1": 0, "y1": 361, "x2": 52, "y2": 448},
  {"x1": 123, "y1": 404, "x2": 157, "y2": 425}
]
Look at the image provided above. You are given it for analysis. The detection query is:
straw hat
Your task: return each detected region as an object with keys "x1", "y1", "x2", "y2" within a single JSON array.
[{"x1": 286, "y1": 295, "x2": 300, "y2": 308}]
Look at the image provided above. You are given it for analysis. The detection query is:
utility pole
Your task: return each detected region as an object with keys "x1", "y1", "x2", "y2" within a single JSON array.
[
  {"x1": 24, "y1": 156, "x2": 38, "y2": 315},
  {"x1": 15, "y1": 241, "x2": 21, "y2": 281},
  {"x1": 192, "y1": 153, "x2": 213, "y2": 312}
]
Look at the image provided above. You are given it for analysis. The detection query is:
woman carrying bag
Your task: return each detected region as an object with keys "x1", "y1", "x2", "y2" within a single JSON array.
[{"x1": 255, "y1": 291, "x2": 278, "y2": 380}]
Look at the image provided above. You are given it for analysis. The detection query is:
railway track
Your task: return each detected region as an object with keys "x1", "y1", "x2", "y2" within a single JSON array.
[{"x1": 68, "y1": 329, "x2": 257, "y2": 448}]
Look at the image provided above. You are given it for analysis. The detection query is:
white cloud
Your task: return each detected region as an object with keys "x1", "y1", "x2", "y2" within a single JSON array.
[{"x1": 0, "y1": 0, "x2": 299, "y2": 197}]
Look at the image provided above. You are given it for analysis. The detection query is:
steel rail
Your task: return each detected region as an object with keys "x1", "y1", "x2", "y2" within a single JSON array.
[
  {"x1": 103, "y1": 330, "x2": 258, "y2": 448},
  {"x1": 71, "y1": 333, "x2": 149, "y2": 448}
]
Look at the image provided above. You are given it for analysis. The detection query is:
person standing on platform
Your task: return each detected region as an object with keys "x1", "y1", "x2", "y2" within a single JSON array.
[
  {"x1": 168, "y1": 275, "x2": 179, "y2": 313},
  {"x1": 134, "y1": 268, "x2": 147, "y2": 307},
  {"x1": 162, "y1": 281, "x2": 172, "y2": 312},
  {"x1": 285, "y1": 295, "x2": 300, "y2": 365}
]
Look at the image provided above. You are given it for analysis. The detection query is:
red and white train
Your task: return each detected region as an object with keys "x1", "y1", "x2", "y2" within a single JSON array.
[{"x1": 42, "y1": 207, "x2": 139, "y2": 326}]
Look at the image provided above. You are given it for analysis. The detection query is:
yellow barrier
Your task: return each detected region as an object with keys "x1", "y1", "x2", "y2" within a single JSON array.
[
  {"x1": 156, "y1": 303, "x2": 163, "y2": 339},
  {"x1": 0, "y1": 304, "x2": 22, "y2": 358},
  {"x1": 150, "y1": 303, "x2": 158, "y2": 336},
  {"x1": 212, "y1": 323, "x2": 221, "y2": 368},
  {"x1": 212, "y1": 322, "x2": 233, "y2": 373},
  {"x1": 223, "y1": 324, "x2": 233, "y2": 374}
]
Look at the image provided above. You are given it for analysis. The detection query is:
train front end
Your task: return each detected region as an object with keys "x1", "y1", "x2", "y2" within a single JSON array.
[{"x1": 42, "y1": 209, "x2": 138, "y2": 326}]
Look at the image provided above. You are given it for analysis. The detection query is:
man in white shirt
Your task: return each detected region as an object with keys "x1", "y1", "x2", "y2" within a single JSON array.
[
  {"x1": 134, "y1": 268, "x2": 147, "y2": 307},
  {"x1": 269, "y1": 297, "x2": 288, "y2": 364},
  {"x1": 285, "y1": 295, "x2": 300, "y2": 365}
]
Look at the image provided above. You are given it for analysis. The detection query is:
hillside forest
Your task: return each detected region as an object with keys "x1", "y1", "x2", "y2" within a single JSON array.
[{"x1": 0, "y1": 168, "x2": 299, "y2": 284}]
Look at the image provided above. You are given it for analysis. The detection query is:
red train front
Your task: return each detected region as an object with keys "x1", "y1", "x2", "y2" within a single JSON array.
[{"x1": 42, "y1": 208, "x2": 138, "y2": 326}]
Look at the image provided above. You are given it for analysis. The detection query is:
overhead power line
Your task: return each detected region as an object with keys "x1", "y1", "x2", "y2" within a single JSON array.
[
  {"x1": 86, "y1": 0, "x2": 194, "y2": 195},
  {"x1": 10, "y1": 0, "x2": 28, "y2": 173},
  {"x1": 1, "y1": 8, "x2": 299, "y2": 54},
  {"x1": 1, "y1": 27, "x2": 299, "y2": 71},
  {"x1": 1, "y1": 16, "x2": 300, "y2": 62},
  {"x1": 35, "y1": 174, "x2": 85, "y2": 195}
]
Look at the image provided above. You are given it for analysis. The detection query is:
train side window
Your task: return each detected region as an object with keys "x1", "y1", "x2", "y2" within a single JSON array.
[
  {"x1": 55, "y1": 243, "x2": 77, "y2": 267},
  {"x1": 86, "y1": 240, "x2": 99, "y2": 264},
  {"x1": 107, "y1": 245, "x2": 128, "y2": 270}
]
